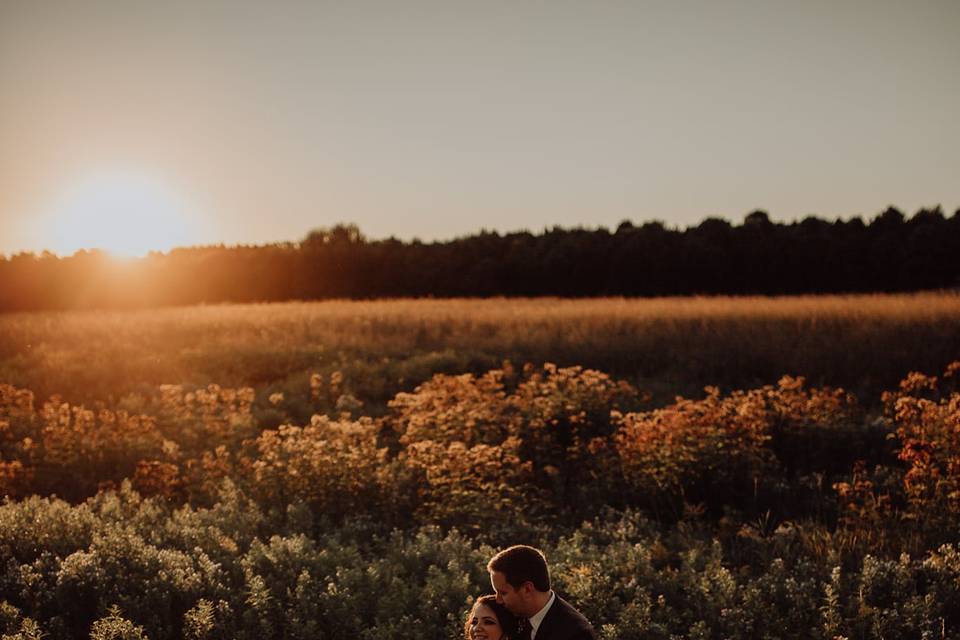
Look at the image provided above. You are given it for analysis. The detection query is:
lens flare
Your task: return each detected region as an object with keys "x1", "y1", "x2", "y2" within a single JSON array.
[{"x1": 45, "y1": 171, "x2": 202, "y2": 257}]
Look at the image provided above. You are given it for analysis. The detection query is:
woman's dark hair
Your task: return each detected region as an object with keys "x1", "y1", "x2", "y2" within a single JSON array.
[{"x1": 464, "y1": 594, "x2": 519, "y2": 640}]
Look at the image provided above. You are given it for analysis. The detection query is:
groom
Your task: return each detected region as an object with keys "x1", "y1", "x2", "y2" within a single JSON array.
[{"x1": 487, "y1": 545, "x2": 596, "y2": 640}]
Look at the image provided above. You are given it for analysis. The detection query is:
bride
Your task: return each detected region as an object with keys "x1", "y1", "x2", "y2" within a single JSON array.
[{"x1": 465, "y1": 595, "x2": 520, "y2": 640}]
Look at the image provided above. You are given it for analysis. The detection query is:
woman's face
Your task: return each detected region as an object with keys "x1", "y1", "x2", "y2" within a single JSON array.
[{"x1": 468, "y1": 603, "x2": 503, "y2": 640}]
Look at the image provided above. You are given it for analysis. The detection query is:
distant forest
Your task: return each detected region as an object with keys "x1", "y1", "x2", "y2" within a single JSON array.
[{"x1": 1, "y1": 206, "x2": 958, "y2": 310}]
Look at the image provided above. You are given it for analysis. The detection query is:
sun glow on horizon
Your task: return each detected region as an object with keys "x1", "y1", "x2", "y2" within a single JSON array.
[{"x1": 42, "y1": 171, "x2": 204, "y2": 258}]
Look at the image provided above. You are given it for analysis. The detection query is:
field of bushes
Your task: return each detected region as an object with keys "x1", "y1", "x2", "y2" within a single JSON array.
[{"x1": 1, "y1": 296, "x2": 960, "y2": 639}]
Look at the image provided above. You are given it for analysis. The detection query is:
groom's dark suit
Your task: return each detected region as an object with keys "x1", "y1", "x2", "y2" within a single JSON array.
[{"x1": 534, "y1": 595, "x2": 596, "y2": 640}]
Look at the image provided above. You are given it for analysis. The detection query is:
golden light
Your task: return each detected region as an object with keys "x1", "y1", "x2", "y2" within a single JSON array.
[{"x1": 45, "y1": 171, "x2": 200, "y2": 258}]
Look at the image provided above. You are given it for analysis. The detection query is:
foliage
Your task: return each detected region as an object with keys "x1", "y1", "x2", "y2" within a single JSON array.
[
  {"x1": 1, "y1": 504, "x2": 960, "y2": 639},
  {"x1": 402, "y1": 436, "x2": 539, "y2": 539},
  {"x1": 614, "y1": 385, "x2": 778, "y2": 516},
  {"x1": 88, "y1": 607, "x2": 149, "y2": 640},
  {"x1": 247, "y1": 416, "x2": 397, "y2": 525},
  {"x1": 2, "y1": 360, "x2": 960, "y2": 637},
  {"x1": 392, "y1": 363, "x2": 643, "y2": 519}
]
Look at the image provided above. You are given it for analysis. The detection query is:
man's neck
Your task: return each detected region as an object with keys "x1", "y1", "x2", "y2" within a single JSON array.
[{"x1": 526, "y1": 590, "x2": 552, "y2": 618}]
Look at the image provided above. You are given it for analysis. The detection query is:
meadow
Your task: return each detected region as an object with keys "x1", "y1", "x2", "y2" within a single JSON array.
[
  {"x1": 1, "y1": 293, "x2": 958, "y2": 410},
  {"x1": 1, "y1": 294, "x2": 960, "y2": 639}
]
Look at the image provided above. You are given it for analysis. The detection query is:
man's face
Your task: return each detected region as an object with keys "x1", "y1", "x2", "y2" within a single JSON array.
[{"x1": 490, "y1": 570, "x2": 526, "y2": 617}]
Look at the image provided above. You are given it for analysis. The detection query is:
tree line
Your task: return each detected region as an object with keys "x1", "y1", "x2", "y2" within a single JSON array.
[{"x1": 1, "y1": 205, "x2": 958, "y2": 310}]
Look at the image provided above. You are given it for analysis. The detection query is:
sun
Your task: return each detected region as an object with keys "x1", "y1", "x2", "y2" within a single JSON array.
[{"x1": 45, "y1": 171, "x2": 201, "y2": 257}]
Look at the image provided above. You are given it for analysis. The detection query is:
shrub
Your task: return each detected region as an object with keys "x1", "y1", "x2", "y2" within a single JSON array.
[
  {"x1": 155, "y1": 384, "x2": 256, "y2": 456},
  {"x1": 885, "y1": 362, "x2": 960, "y2": 542},
  {"x1": 0, "y1": 495, "x2": 97, "y2": 562},
  {"x1": 613, "y1": 386, "x2": 778, "y2": 516},
  {"x1": 34, "y1": 399, "x2": 164, "y2": 500},
  {"x1": 391, "y1": 369, "x2": 518, "y2": 448},
  {"x1": 54, "y1": 524, "x2": 225, "y2": 640},
  {"x1": 88, "y1": 606, "x2": 149, "y2": 640},
  {"x1": 402, "y1": 437, "x2": 541, "y2": 539},
  {"x1": 509, "y1": 364, "x2": 643, "y2": 513},
  {"x1": 762, "y1": 375, "x2": 867, "y2": 477},
  {"x1": 248, "y1": 416, "x2": 396, "y2": 526},
  {"x1": 391, "y1": 363, "x2": 643, "y2": 519},
  {"x1": 614, "y1": 376, "x2": 869, "y2": 519}
]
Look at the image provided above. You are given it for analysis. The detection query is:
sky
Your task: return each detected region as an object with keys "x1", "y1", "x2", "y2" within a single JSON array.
[{"x1": 1, "y1": 0, "x2": 958, "y2": 256}]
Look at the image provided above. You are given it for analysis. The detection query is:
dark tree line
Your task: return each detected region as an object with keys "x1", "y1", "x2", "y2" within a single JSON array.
[{"x1": 1, "y1": 206, "x2": 958, "y2": 310}]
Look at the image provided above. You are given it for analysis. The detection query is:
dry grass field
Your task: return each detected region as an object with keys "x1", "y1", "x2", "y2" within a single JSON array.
[
  {"x1": 1, "y1": 293, "x2": 958, "y2": 409},
  {"x1": 3, "y1": 294, "x2": 960, "y2": 639}
]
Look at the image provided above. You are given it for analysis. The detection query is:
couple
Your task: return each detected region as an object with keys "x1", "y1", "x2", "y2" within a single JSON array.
[{"x1": 466, "y1": 545, "x2": 596, "y2": 640}]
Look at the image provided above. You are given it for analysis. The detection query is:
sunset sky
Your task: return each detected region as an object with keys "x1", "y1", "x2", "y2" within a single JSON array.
[{"x1": 1, "y1": 0, "x2": 958, "y2": 257}]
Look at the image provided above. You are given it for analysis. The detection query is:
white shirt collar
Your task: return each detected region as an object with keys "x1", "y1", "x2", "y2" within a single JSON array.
[{"x1": 528, "y1": 590, "x2": 555, "y2": 639}]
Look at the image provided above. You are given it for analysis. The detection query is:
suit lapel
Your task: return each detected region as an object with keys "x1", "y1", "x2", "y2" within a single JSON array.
[{"x1": 534, "y1": 597, "x2": 566, "y2": 640}]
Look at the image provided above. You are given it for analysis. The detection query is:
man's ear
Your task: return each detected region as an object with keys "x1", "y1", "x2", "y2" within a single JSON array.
[{"x1": 520, "y1": 581, "x2": 535, "y2": 595}]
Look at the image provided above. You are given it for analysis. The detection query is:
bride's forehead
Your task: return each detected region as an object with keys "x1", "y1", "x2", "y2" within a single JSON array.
[{"x1": 474, "y1": 604, "x2": 498, "y2": 619}]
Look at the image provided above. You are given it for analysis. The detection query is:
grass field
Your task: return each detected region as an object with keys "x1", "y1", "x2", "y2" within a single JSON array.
[
  {"x1": 1, "y1": 293, "x2": 958, "y2": 410},
  {"x1": 3, "y1": 294, "x2": 960, "y2": 639}
]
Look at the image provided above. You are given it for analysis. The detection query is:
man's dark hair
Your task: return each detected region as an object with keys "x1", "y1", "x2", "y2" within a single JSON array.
[{"x1": 487, "y1": 545, "x2": 551, "y2": 592}]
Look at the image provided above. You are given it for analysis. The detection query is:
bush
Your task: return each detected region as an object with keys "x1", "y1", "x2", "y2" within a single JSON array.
[
  {"x1": 613, "y1": 386, "x2": 778, "y2": 516},
  {"x1": 886, "y1": 362, "x2": 960, "y2": 541},
  {"x1": 248, "y1": 416, "x2": 397, "y2": 526},
  {"x1": 4, "y1": 362, "x2": 960, "y2": 638},
  {"x1": 391, "y1": 363, "x2": 643, "y2": 520},
  {"x1": 402, "y1": 437, "x2": 541, "y2": 540},
  {"x1": 88, "y1": 607, "x2": 149, "y2": 640}
]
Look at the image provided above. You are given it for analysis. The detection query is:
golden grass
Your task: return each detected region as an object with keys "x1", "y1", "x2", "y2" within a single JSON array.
[{"x1": 1, "y1": 293, "x2": 958, "y2": 407}]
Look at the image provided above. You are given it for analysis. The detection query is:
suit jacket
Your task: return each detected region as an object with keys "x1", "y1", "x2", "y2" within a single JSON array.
[{"x1": 534, "y1": 595, "x2": 596, "y2": 640}]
